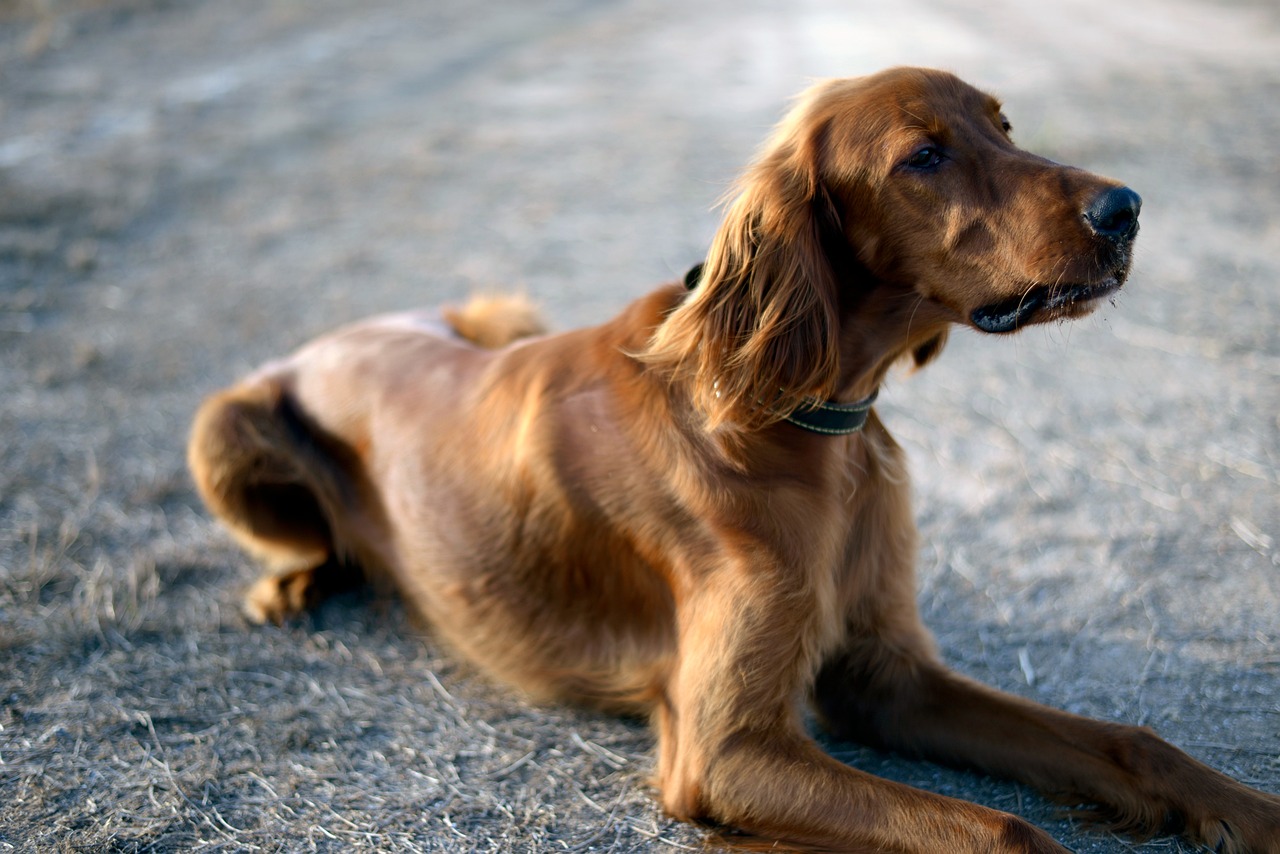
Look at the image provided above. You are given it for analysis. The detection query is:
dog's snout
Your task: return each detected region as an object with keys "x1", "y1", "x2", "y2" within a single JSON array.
[{"x1": 1085, "y1": 186, "x2": 1142, "y2": 241}]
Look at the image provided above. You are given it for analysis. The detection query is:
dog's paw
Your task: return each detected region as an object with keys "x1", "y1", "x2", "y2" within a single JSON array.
[
  {"x1": 1194, "y1": 795, "x2": 1280, "y2": 854},
  {"x1": 243, "y1": 569, "x2": 316, "y2": 625},
  {"x1": 1146, "y1": 786, "x2": 1280, "y2": 854}
]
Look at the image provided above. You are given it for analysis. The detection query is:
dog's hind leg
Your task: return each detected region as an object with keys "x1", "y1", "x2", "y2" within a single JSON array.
[{"x1": 188, "y1": 377, "x2": 362, "y2": 623}]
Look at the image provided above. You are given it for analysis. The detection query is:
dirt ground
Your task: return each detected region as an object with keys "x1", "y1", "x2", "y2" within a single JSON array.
[{"x1": 1, "y1": 0, "x2": 1277, "y2": 850}]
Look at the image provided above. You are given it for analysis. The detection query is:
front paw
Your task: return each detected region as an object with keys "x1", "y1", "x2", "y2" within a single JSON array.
[{"x1": 1180, "y1": 790, "x2": 1280, "y2": 854}]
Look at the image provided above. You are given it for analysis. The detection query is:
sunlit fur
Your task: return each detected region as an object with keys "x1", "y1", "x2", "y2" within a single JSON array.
[{"x1": 189, "y1": 68, "x2": 1279, "y2": 853}]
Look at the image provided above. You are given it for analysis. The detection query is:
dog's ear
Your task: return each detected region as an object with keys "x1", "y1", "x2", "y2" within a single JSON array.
[
  {"x1": 910, "y1": 330, "x2": 949, "y2": 369},
  {"x1": 645, "y1": 120, "x2": 841, "y2": 432}
]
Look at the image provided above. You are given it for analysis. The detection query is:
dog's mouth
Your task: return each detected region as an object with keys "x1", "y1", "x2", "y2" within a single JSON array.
[{"x1": 970, "y1": 274, "x2": 1126, "y2": 335}]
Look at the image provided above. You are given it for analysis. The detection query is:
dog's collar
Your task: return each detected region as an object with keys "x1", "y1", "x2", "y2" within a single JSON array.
[
  {"x1": 783, "y1": 390, "x2": 878, "y2": 434},
  {"x1": 683, "y1": 262, "x2": 878, "y2": 436}
]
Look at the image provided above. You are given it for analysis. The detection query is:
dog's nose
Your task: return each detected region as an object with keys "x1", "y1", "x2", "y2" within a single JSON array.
[{"x1": 1085, "y1": 186, "x2": 1142, "y2": 241}]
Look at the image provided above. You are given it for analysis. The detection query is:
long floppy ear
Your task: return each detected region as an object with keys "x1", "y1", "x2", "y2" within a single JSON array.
[{"x1": 645, "y1": 116, "x2": 841, "y2": 432}]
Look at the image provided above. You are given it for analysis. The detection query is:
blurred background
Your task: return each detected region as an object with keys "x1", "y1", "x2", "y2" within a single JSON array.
[{"x1": 1, "y1": 0, "x2": 1277, "y2": 850}]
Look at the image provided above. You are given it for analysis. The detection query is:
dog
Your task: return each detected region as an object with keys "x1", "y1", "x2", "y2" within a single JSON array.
[{"x1": 188, "y1": 67, "x2": 1280, "y2": 852}]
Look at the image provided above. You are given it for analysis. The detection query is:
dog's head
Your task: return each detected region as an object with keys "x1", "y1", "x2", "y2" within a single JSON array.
[
  {"x1": 647, "y1": 67, "x2": 1140, "y2": 431},
  {"x1": 813, "y1": 68, "x2": 1140, "y2": 335}
]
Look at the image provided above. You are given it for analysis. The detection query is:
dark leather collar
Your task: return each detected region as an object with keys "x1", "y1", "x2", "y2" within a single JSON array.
[
  {"x1": 682, "y1": 262, "x2": 878, "y2": 435},
  {"x1": 782, "y1": 390, "x2": 878, "y2": 434}
]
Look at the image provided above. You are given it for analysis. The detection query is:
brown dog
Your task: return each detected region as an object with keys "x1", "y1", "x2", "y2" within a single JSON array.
[{"x1": 188, "y1": 68, "x2": 1280, "y2": 852}]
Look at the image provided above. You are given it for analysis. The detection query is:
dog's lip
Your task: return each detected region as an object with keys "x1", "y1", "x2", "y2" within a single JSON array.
[{"x1": 970, "y1": 276, "x2": 1124, "y2": 334}]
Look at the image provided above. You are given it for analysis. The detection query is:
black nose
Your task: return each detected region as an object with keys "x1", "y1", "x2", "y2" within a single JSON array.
[{"x1": 1085, "y1": 186, "x2": 1142, "y2": 240}]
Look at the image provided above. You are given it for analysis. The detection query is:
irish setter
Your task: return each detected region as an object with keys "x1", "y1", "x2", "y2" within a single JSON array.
[{"x1": 188, "y1": 68, "x2": 1280, "y2": 852}]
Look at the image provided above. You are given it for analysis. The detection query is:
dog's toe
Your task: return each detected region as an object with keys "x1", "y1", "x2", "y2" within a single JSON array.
[{"x1": 243, "y1": 570, "x2": 315, "y2": 625}]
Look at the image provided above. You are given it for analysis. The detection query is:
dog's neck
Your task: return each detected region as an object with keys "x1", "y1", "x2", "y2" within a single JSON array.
[
  {"x1": 683, "y1": 262, "x2": 885, "y2": 435},
  {"x1": 831, "y1": 265, "x2": 956, "y2": 406},
  {"x1": 814, "y1": 211, "x2": 952, "y2": 406},
  {"x1": 680, "y1": 258, "x2": 950, "y2": 433}
]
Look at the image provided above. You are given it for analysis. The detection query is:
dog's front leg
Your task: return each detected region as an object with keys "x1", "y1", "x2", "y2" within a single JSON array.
[
  {"x1": 813, "y1": 641, "x2": 1280, "y2": 853},
  {"x1": 653, "y1": 560, "x2": 1069, "y2": 854}
]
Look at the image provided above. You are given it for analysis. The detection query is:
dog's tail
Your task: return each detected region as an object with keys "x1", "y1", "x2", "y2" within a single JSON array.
[
  {"x1": 188, "y1": 378, "x2": 351, "y2": 580},
  {"x1": 442, "y1": 294, "x2": 547, "y2": 349}
]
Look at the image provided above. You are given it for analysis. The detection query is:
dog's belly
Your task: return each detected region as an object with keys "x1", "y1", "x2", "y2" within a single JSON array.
[
  {"x1": 391, "y1": 523, "x2": 678, "y2": 710},
  {"x1": 373, "y1": 429, "x2": 680, "y2": 710}
]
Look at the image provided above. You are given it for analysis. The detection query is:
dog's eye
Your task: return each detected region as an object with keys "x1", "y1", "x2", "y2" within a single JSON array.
[
  {"x1": 1000, "y1": 115, "x2": 1013, "y2": 133},
  {"x1": 905, "y1": 146, "x2": 944, "y2": 170}
]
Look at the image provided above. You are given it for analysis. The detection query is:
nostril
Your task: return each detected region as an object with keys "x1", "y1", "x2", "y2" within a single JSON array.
[{"x1": 1085, "y1": 186, "x2": 1142, "y2": 239}]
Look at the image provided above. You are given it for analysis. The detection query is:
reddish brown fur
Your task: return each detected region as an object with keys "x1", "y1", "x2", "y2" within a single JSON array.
[{"x1": 188, "y1": 69, "x2": 1280, "y2": 852}]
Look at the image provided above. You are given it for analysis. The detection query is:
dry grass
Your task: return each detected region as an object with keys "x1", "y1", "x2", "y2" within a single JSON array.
[{"x1": 0, "y1": 524, "x2": 699, "y2": 852}]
